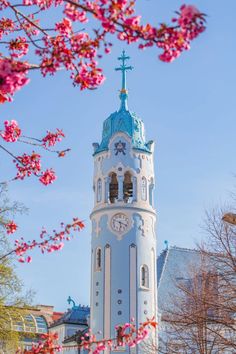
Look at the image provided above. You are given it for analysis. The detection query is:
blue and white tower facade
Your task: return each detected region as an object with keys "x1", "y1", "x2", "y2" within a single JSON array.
[{"x1": 90, "y1": 52, "x2": 157, "y2": 352}]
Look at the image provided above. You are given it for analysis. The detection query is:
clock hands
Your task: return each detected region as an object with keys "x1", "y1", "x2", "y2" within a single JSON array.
[
  {"x1": 113, "y1": 220, "x2": 128, "y2": 231},
  {"x1": 111, "y1": 214, "x2": 129, "y2": 233},
  {"x1": 118, "y1": 220, "x2": 128, "y2": 227}
]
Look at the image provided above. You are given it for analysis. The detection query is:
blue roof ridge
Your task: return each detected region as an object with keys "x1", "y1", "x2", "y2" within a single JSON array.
[
  {"x1": 169, "y1": 245, "x2": 199, "y2": 253},
  {"x1": 157, "y1": 248, "x2": 169, "y2": 289}
]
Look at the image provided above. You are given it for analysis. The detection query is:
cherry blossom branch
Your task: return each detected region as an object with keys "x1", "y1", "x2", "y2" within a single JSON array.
[
  {"x1": 16, "y1": 318, "x2": 157, "y2": 353},
  {"x1": 0, "y1": 142, "x2": 20, "y2": 161},
  {"x1": 9, "y1": 3, "x2": 49, "y2": 36},
  {"x1": 0, "y1": 2, "x2": 206, "y2": 101},
  {"x1": 1, "y1": 218, "x2": 85, "y2": 263},
  {"x1": 0, "y1": 120, "x2": 70, "y2": 185}
]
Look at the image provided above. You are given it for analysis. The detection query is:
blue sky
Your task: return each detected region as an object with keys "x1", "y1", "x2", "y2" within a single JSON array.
[{"x1": 1, "y1": 0, "x2": 236, "y2": 311}]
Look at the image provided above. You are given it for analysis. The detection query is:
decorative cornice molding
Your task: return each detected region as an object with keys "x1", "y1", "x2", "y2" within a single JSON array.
[{"x1": 90, "y1": 204, "x2": 157, "y2": 219}]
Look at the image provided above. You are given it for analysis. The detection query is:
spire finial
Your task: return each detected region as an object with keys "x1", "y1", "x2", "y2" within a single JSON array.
[
  {"x1": 67, "y1": 296, "x2": 76, "y2": 308},
  {"x1": 115, "y1": 50, "x2": 133, "y2": 111},
  {"x1": 164, "y1": 240, "x2": 169, "y2": 250}
]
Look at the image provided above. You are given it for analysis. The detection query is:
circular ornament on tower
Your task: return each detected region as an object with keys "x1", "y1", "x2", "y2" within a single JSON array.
[{"x1": 111, "y1": 213, "x2": 130, "y2": 234}]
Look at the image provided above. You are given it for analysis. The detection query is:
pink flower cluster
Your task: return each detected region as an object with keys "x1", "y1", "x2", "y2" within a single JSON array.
[
  {"x1": 42, "y1": 128, "x2": 65, "y2": 147},
  {"x1": 9, "y1": 37, "x2": 29, "y2": 58},
  {"x1": 36, "y1": 35, "x2": 74, "y2": 77},
  {"x1": 114, "y1": 4, "x2": 206, "y2": 63},
  {"x1": 55, "y1": 18, "x2": 72, "y2": 37},
  {"x1": 0, "y1": 120, "x2": 67, "y2": 187},
  {"x1": 0, "y1": 1, "x2": 206, "y2": 95},
  {"x1": 35, "y1": 28, "x2": 105, "y2": 90},
  {"x1": 157, "y1": 5, "x2": 206, "y2": 62},
  {"x1": 14, "y1": 152, "x2": 41, "y2": 180},
  {"x1": 5, "y1": 220, "x2": 17, "y2": 234},
  {"x1": 73, "y1": 62, "x2": 105, "y2": 90},
  {"x1": 16, "y1": 316, "x2": 156, "y2": 353},
  {"x1": 0, "y1": 59, "x2": 29, "y2": 103},
  {"x1": 13, "y1": 218, "x2": 84, "y2": 263},
  {"x1": 79, "y1": 317, "x2": 157, "y2": 353},
  {"x1": 16, "y1": 332, "x2": 62, "y2": 353},
  {"x1": 64, "y1": 3, "x2": 88, "y2": 23},
  {"x1": 39, "y1": 168, "x2": 57, "y2": 185},
  {"x1": 21, "y1": 15, "x2": 40, "y2": 36},
  {"x1": 22, "y1": 0, "x2": 55, "y2": 9},
  {"x1": 0, "y1": 120, "x2": 21, "y2": 142},
  {"x1": 14, "y1": 152, "x2": 57, "y2": 186},
  {"x1": 0, "y1": 0, "x2": 9, "y2": 10},
  {"x1": 0, "y1": 17, "x2": 14, "y2": 39}
]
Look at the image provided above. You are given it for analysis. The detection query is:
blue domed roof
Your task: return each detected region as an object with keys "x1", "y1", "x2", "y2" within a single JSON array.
[{"x1": 93, "y1": 98, "x2": 151, "y2": 155}]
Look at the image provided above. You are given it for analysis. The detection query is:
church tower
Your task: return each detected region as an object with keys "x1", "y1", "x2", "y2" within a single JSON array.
[{"x1": 90, "y1": 52, "x2": 157, "y2": 352}]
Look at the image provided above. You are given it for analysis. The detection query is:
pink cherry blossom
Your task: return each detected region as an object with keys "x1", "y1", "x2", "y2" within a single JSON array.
[
  {"x1": 0, "y1": 18, "x2": 14, "y2": 39},
  {"x1": 73, "y1": 62, "x2": 105, "y2": 90},
  {"x1": 78, "y1": 317, "x2": 157, "y2": 353},
  {"x1": 55, "y1": 18, "x2": 72, "y2": 37},
  {"x1": 42, "y1": 128, "x2": 65, "y2": 147},
  {"x1": 39, "y1": 168, "x2": 57, "y2": 185},
  {"x1": 64, "y1": 3, "x2": 88, "y2": 23},
  {"x1": 0, "y1": 0, "x2": 9, "y2": 10},
  {"x1": 124, "y1": 16, "x2": 141, "y2": 27},
  {"x1": 19, "y1": 332, "x2": 62, "y2": 353},
  {"x1": 0, "y1": 59, "x2": 29, "y2": 103},
  {"x1": 9, "y1": 37, "x2": 29, "y2": 58},
  {"x1": 5, "y1": 220, "x2": 18, "y2": 234},
  {"x1": 10, "y1": 218, "x2": 84, "y2": 263},
  {"x1": 0, "y1": 120, "x2": 21, "y2": 142},
  {"x1": 0, "y1": 2, "x2": 205, "y2": 96},
  {"x1": 15, "y1": 152, "x2": 41, "y2": 180},
  {"x1": 179, "y1": 4, "x2": 200, "y2": 25}
]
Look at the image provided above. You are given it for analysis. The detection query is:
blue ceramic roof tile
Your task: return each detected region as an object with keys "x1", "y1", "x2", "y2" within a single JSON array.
[
  {"x1": 52, "y1": 305, "x2": 90, "y2": 326},
  {"x1": 93, "y1": 107, "x2": 151, "y2": 155}
]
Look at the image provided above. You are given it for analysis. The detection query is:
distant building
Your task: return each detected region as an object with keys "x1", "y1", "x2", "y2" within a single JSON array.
[
  {"x1": 157, "y1": 246, "x2": 202, "y2": 350},
  {"x1": 49, "y1": 299, "x2": 89, "y2": 353},
  {"x1": 4, "y1": 246, "x2": 217, "y2": 353},
  {"x1": 0, "y1": 304, "x2": 63, "y2": 353},
  {"x1": 157, "y1": 245, "x2": 236, "y2": 353}
]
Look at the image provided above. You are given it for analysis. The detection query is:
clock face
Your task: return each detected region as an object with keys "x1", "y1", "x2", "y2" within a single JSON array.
[{"x1": 111, "y1": 213, "x2": 129, "y2": 234}]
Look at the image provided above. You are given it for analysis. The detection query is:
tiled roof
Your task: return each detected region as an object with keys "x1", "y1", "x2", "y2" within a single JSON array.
[
  {"x1": 52, "y1": 311, "x2": 64, "y2": 322},
  {"x1": 50, "y1": 305, "x2": 90, "y2": 327},
  {"x1": 93, "y1": 108, "x2": 151, "y2": 155},
  {"x1": 157, "y1": 246, "x2": 201, "y2": 312}
]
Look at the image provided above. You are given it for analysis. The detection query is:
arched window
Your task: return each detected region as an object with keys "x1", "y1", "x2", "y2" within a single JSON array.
[
  {"x1": 97, "y1": 178, "x2": 102, "y2": 202},
  {"x1": 109, "y1": 173, "x2": 118, "y2": 203},
  {"x1": 123, "y1": 171, "x2": 133, "y2": 203},
  {"x1": 141, "y1": 177, "x2": 147, "y2": 201},
  {"x1": 95, "y1": 247, "x2": 102, "y2": 271},
  {"x1": 149, "y1": 178, "x2": 154, "y2": 207},
  {"x1": 140, "y1": 265, "x2": 149, "y2": 288}
]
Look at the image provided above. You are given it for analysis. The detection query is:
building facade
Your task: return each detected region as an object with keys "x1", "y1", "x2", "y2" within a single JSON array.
[
  {"x1": 90, "y1": 52, "x2": 158, "y2": 352},
  {"x1": 49, "y1": 298, "x2": 89, "y2": 354},
  {"x1": 0, "y1": 304, "x2": 62, "y2": 353},
  {"x1": 157, "y1": 246, "x2": 235, "y2": 354}
]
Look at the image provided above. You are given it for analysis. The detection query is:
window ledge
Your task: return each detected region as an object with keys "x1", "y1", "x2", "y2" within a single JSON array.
[{"x1": 140, "y1": 286, "x2": 150, "y2": 291}]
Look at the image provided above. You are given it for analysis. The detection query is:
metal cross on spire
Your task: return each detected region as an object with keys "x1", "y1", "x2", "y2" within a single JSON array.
[{"x1": 115, "y1": 50, "x2": 133, "y2": 111}]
